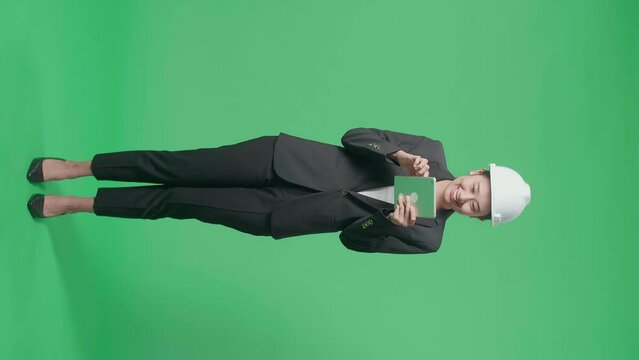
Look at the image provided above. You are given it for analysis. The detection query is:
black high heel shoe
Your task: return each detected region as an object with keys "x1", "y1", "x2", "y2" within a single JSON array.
[
  {"x1": 27, "y1": 193, "x2": 46, "y2": 218},
  {"x1": 26, "y1": 157, "x2": 66, "y2": 183}
]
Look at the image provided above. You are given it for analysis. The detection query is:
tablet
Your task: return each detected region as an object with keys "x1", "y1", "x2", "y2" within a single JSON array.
[{"x1": 394, "y1": 176, "x2": 436, "y2": 219}]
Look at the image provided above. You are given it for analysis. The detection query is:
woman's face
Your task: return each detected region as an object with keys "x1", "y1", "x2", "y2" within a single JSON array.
[{"x1": 444, "y1": 173, "x2": 491, "y2": 218}]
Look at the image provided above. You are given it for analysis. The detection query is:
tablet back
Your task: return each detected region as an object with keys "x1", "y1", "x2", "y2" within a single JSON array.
[{"x1": 394, "y1": 176, "x2": 436, "y2": 219}]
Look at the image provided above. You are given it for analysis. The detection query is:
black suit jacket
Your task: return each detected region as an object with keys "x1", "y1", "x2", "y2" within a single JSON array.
[{"x1": 269, "y1": 128, "x2": 456, "y2": 254}]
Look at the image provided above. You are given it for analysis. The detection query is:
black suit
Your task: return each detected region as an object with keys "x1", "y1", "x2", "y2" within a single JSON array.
[{"x1": 91, "y1": 128, "x2": 455, "y2": 254}]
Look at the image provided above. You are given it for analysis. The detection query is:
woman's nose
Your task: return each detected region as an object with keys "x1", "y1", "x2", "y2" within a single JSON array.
[{"x1": 459, "y1": 191, "x2": 473, "y2": 203}]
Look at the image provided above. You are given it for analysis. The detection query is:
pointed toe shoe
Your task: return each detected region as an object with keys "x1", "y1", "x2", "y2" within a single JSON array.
[
  {"x1": 27, "y1": 157, "x2": 66, "y2": 183},
  {"x1": 27, "y1": 193, "x2": 46, "y2": 218}
]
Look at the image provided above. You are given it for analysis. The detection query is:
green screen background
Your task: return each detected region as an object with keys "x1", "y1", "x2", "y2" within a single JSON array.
[{"x1": 2, "y1": 0, "x2": 637, "y2": 359}]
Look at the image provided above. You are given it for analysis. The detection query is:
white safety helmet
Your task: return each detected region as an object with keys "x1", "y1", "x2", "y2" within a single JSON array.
[{"x1": 488, "y1": 163, "x2": 531, "y2": 226}]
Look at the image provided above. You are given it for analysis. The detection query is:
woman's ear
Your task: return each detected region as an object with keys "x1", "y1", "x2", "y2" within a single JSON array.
[{"x1": 469, "y1": 168, "x2": 487, "y2": 175}]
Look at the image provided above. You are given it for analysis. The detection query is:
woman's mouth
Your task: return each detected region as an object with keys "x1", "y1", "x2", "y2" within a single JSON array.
[{"x1": 450, "y1": 186, "x2": 460, "y2": 207}]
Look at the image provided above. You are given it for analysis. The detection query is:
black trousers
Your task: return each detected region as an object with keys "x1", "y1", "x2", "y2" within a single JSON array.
[{"x1": 91, "y1": 136, "x2": 318, "y2": 237}]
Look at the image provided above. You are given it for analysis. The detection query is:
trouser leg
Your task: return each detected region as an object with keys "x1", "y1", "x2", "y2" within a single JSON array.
[
  {"x1": 90, "y1": 135, "x2": 280, "y2": 187},
  {"x1": 92, "y1": 184, "x2": 316, "y2": 237}
]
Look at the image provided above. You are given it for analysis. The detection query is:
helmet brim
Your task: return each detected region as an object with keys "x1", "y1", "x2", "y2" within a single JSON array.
[{"x1": 489, "y1": 163, "x2": 497, "y2": 227}]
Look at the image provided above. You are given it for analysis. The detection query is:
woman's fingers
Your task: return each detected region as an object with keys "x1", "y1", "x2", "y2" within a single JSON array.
[
  {"x1": 402, "y1": 196, "x2": 408, "y2": 224},
  {"x1": 412, "y1": 156, "x2": 422, "y2": 172},
  {"x1": 394, "y1": 195, "x2": 418, "y2": 227},
  {"x1": 409, "y1": 201, "x2": 416, "y2": 224},
  {"x1": 405, "y1": 197, "x2": 415, "y2": 226},
  {"x1": 413, "y1": 158, "x2": 430, "y2": 176},
  {"x1": 399, "y1": 197, "x2": 414, "y2": 226}
]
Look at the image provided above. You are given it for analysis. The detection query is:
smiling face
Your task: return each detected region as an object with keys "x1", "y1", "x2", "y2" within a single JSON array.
[{"x1": 444, "y1": 170, "x2": 492, "y2": 219}]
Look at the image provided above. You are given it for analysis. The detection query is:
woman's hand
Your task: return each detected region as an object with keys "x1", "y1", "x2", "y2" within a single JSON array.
[
  {"x1": 387, "y1": 194, "x2": 417, "y2": 227},
  {"x1": 390, "y1": 150, "x2": 430, "y2": 177}
]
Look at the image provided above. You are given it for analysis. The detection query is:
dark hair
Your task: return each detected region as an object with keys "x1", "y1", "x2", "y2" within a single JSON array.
[{"x1": 477, "y1": 170, "x2": 492, "y2": 221}]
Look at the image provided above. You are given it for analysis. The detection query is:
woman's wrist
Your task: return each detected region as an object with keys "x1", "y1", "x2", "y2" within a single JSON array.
[{"x1": 387, "y1": 150, "x2": 406, "y2": 162}]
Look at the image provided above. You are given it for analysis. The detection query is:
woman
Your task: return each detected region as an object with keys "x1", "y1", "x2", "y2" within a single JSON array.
[{"x1": 26, "y1": 128, "x2": 531, "y2": 254}]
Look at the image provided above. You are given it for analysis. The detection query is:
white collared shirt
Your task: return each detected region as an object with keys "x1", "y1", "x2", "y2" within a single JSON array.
[{"x1": 357, "y1": 186, "x2": 395, "y2": 205}]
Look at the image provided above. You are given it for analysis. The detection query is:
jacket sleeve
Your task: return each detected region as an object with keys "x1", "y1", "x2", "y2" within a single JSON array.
[
  {"x1": 338, "y1": 209, "x2": 438, "y2": 254},
  {"x1": 340, "y1": 128, "x2": 428, "y2": 166}
]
